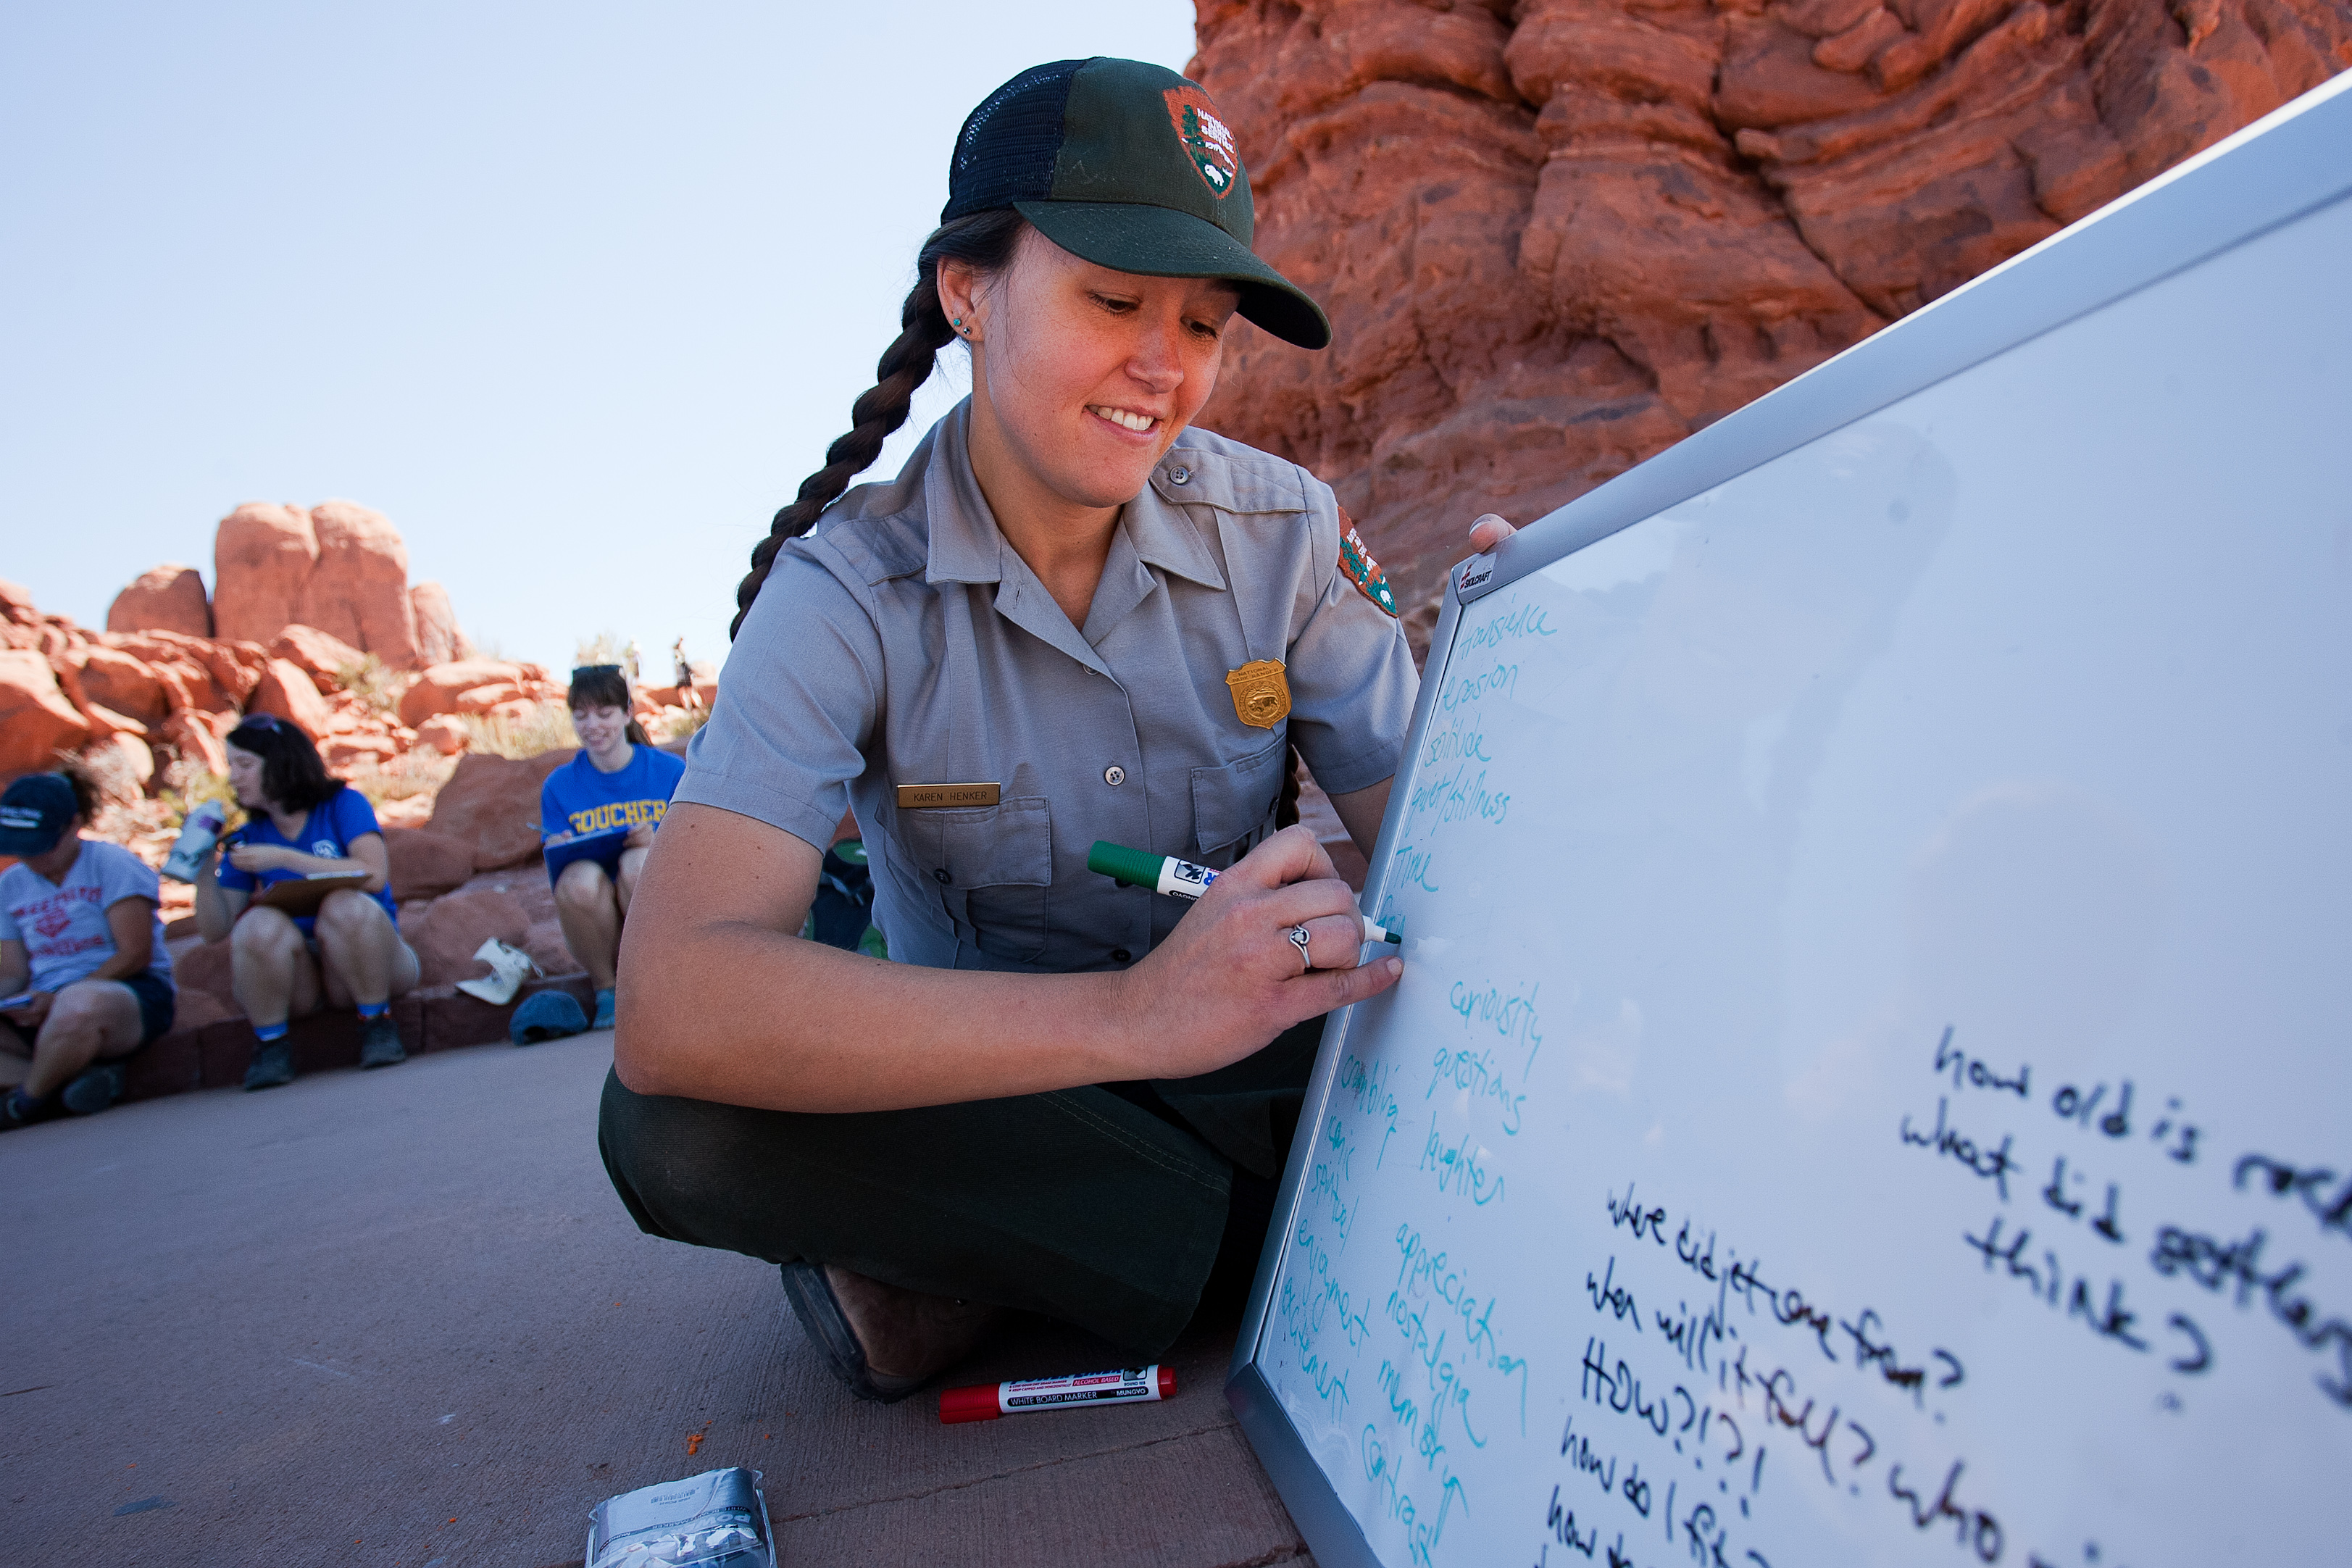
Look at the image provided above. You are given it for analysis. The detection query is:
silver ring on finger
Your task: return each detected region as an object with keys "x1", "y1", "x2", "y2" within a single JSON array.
[{"x1": 1287, "y1": 923, "x2": 1313, "y2": 973}]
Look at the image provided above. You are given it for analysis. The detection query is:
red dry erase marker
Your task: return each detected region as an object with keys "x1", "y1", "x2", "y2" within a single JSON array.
[{"x1": 939, "y1": 1364, "x2": 1175, "y2": 1425}]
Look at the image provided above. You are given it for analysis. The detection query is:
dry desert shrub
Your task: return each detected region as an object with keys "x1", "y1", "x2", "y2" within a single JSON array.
[
  {"x1": 648, "y1": 704, "x2": 709, "y2": 746},
  {"x1": 343, "y1": 748, "x2": 459, "y2": 809},
  {"x1": 460, "y1": 700, "x2": 577, "y2": 759},
  {"x1": 158, "y1": 754, "x2": 243, "y2": 835},
  {"x1": 333, "y1": 653, "x2": 405, "y2": 719}
]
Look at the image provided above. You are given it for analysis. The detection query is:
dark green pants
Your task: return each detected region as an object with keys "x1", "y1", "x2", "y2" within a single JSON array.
[{"x1": 596, "y1": 1020, "x2": 1320, "y2": 1356}]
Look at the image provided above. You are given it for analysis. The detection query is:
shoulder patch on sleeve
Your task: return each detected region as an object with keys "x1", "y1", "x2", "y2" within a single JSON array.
[{"x1": 1335, "y1": 509, "x2": 1398, "y2": 617}]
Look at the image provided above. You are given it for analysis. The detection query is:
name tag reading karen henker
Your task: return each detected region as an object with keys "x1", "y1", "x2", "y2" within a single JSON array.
[{"x1": 895, "y1": 782, "x2": 1004, "y2": 809}]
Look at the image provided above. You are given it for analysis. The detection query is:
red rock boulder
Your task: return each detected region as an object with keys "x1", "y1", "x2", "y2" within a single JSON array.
[
  {"x1": 158, "y1": 710, "x2": 230, "y2": 777},
  {"x1": 414, "y1": 714, "x2": 468, "y2": 756},
  {"x1": 405, "y1": 883, "x2": 531, "y2": 988},
  {"x1": 171, "y1": 936, "x2": 239, "y2": 1019},
  {"x1": 79, "y1": 732, "x2": 155, "y2": 801},
  {"x1": 102, "y1": 632, "x2": 230, "y2": 713},
  {"x1": 409, "y1": 581, "x2": 469, "y2": 666},
  {"x1": 0, "y1": 649, "x2": 90, "y2": 774},
  {"x1": 107, "y1": 564, "x2": 212, "y2": 638},
  {"x1": 399, "y1": 659, "x2": 525, "y2": 727},
  {"x1": 425, "y1": 748, "x2": 577, "y2": 870},
  {"x1": 1190, "y1": 0, "x2": 2352, "y2": 617},
  {"x1": 454, "y1": 682, "x2": 529, "y2": 714},
  {"x1": 67, "y1": 646, "x2": 170, "y2": 727},
  {"x1": 297, "y1": 500, "x2": 420, "y2": 668},
  {"x1": 269, "y1": 624, "x2": 366, "y2": 688},
  {"x1": 249, "y1": 658, "x2": 334, "y2": 739},
  {"x1": 212, "y1": 503, "x2": 320, "y2": 646},
  {"x1": 383, "y1": 827, "x2": 478, "y2": 901},
  {"x1": 0, "y1": 580, "x2": 38, "y2": 629}
]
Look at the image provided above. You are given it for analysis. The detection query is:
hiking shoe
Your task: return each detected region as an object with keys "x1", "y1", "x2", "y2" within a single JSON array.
[
  {"x1": 243, "y1": 1041, "x2": 295, "y2": 1091},
  {"x1": 592, "y1": 988, "x2": 616, "y2": 1031},
  {"x1": 61, "y1": 1062, "x2": 125, "y2": 1116},
  {"x1": 778, "y1": 1262, "x2": 1004, "y2": 1403},
  {"x1": 0, "y1": 1088, "x2": 58, "y2": 1132},
  {"x1": 359, "y1": 1016, "x2": 406, "y2": 1069}
]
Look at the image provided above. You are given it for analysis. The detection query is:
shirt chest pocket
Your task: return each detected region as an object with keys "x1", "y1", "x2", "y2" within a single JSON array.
[
  {"x1": 906, "y1": 797, "x2": 1053, "y2": 965},
  {"x1": 1190, "y1": 734, "x2": 1288, "y2": 866}
]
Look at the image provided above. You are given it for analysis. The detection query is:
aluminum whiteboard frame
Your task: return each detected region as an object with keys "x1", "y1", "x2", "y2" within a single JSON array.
[{"x1": 1224, "y1": 69, "x2": 2352, "y2": 1568}]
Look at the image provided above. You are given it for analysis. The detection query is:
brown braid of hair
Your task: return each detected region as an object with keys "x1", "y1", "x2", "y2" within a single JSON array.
[{"x1": 731, "y1": 209, "x2": 1027, "y2": 639}]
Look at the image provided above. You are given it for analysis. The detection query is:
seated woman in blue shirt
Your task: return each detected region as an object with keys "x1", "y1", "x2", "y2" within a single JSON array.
[
  {"x1": 542, "y1": 664, "x2": 685, "y2": 1031},
  {"x1": 193, "y1": 714, "x2": 418, "y2": 1089}
]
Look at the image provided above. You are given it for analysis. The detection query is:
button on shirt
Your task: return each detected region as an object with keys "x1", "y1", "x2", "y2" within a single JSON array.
[{"x1": 679, "y1": 401, "x2": 1418, "y2": 975}]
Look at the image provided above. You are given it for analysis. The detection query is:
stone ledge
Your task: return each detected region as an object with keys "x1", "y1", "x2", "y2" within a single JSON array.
[{"x1": 122, "y1": 973, "x2": 596, "y2": 1102}]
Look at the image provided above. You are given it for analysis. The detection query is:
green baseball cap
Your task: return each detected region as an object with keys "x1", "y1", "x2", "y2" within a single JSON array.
[{"x1": 942, "y1": 59, "x2": 1331, "y2": 351}]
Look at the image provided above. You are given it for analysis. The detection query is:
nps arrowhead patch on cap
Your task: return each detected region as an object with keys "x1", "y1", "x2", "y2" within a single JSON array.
[
  {"x1": 1163, "y1": 86, "x2": 1240, "y2": 198},
  {"x1": 1337, "y1": 513, "x2": 1399, "y2": 617}
]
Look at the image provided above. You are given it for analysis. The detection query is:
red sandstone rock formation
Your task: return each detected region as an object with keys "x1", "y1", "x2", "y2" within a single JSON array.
[
  {"x1": 409, "y1": 581, "x2": 470, "y2": 666},
  {"x1": 298, "y1": 499, "x2": 420, "y2": 667},
  {"x1": 204, "y1": 499, "x2": 457, "y2": 666},
  {"x1": 405, "y1": 883, "x2": 533, "y2": 988},
  {"x1": 212, "y1": 503, "x2": 319, "y2": 646},
  {"x1": 399, "y1": 658, "x2": 528, "y2": 728},
  {"x1": 427, "y1": 749, "x2": 579, "y2": 872},
  {"x1": 383, "y1": 826, "x2": 480, "y2": 902},
  {"x1": 1190, "y1": 0, "x2": 2352, "y2": 616},
  {"x1": 249, "y1": 658, "x2": 335, "y2": 739},
  {"x1": 0, "y1": 648, "x2": 88, "y2": 775},
  {"x1": 270, "y1": 624, "x2": 367, "y2": 687},
  {"x1": 107, "y1": 564, "x2": 212, "y2": 638}
]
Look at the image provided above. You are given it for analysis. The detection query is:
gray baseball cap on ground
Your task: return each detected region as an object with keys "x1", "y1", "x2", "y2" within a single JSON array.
[{"x1": 941, "y1": 58, "x2": 1330, "y2": 351}]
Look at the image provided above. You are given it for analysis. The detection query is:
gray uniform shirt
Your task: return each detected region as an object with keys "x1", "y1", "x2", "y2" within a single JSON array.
[{"x1": 680, "y1": 402, "x2": 1419, "y2": 975}]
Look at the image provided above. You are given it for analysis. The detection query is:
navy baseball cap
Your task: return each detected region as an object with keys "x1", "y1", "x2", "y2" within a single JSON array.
[
  {"x1": 0, "y1": 774, "x2": 78, "y2": 855},
  {"x1": 943, "y1": 59, "x2": 1330, "y2": 350}
]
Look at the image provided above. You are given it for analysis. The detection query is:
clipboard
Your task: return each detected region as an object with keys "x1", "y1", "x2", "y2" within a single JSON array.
[{"x1": 249, "y1": 870, "x2": 371, "y2": 917}]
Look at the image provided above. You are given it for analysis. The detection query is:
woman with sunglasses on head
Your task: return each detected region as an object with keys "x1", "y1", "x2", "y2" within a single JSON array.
[
  {"x1": 541, "y1": 664, "x2": 686, "y2": 1033},
  {"x1": 193, "y1": 714, "x2": 420, "y2": 1088},
  {"x1": 601, "y1": 60, "x2": 1514, "y2": 1404}
]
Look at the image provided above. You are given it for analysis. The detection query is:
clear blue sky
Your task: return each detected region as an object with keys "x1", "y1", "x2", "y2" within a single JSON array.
[{"x1": 1, "y1": 1, "x2": 1197, "y2": 670}]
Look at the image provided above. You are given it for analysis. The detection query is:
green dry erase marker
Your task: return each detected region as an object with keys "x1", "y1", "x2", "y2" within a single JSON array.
[{"x1": 1088, "y1": 841, "x2": 1403, "y2": 944}]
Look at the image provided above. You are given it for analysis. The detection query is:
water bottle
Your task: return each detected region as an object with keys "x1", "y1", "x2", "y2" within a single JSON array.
[{"x1": 162, "y1": 800, "x2": 228, "y2": 883}]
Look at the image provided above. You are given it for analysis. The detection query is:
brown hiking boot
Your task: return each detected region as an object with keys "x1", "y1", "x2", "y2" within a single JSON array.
[{"x1": 779, "y1": 1262, "x2": 1004, "y2": 1403}]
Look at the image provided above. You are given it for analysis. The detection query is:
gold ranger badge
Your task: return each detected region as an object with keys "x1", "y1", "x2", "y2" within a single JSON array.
[{"x1": 1225, "y1": 659, "x2": 1291, "y2": 729}]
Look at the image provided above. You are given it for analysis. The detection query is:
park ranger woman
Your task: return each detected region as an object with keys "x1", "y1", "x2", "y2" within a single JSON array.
[{"x1": 601, "y1": 58, "x2": 1511, "y2": 1401}]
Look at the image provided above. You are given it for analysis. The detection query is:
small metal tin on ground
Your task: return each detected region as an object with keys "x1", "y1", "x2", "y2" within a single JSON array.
[{"x1": 585, "y1": 1466, "x2": 775, "y2": 1567}]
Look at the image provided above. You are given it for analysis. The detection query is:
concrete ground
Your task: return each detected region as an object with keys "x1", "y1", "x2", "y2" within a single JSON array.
[{"x1": 2, "y1": 1033, "x2": 1315, "y2": 1567}]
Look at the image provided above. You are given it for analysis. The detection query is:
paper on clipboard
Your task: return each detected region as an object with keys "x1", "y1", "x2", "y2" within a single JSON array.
[{"x1": 249, "y1": 870, "x2": 371, "y2": 917}]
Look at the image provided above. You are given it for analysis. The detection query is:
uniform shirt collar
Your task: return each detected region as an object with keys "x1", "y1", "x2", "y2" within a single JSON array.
[
  {"x1": 921, "y1": 403, "x2": 1004, "y2": 586},
  {"x1": 920, "y1": 402, "x2": 1227, "y2": 596}
]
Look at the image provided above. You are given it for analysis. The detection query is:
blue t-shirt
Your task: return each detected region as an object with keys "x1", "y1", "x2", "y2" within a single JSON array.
[
  {"x1": 216, "y1": 786, "x2": 397, "y2": 933},
  {"x1": 540, "y1": 745, "x2": 686, "y2": 883}
]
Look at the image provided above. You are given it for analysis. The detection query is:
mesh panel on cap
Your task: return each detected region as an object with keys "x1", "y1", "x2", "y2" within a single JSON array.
[{"x1": 942, "y1": 58, "x2": 1087, "y2": 221}]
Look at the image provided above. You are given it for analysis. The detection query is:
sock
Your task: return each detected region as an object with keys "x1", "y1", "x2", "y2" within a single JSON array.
[
  {"x1": 7, "y1": 1086, "x2": 49, "y2": 1116},
  {"x1": 595, "y1": 988, "x2": 616, "y2": 1009},
  {"x1": 356, "y1": 1001, "x2": 389, "y2": 1020},
  {"x1": 254, "y1": 1022, "x2": 289, "y2": 1043}
]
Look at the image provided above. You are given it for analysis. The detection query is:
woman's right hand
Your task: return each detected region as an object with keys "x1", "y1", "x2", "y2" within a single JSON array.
[{"x1": 1111, "y1": 824, "x2": 1404, "y2": 1081}]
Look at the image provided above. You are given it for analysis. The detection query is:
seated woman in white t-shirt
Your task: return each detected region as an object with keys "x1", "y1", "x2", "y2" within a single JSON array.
[{"x1": 0, "y1": 767, "x2": 177, "y2": 1129}]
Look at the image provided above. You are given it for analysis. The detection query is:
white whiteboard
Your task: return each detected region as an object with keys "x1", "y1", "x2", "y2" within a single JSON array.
[{"x1": 1229, "y1": 73, "x2": 2352, "y2": 1568}]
